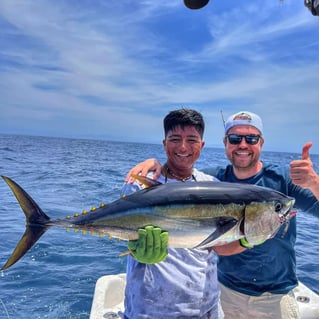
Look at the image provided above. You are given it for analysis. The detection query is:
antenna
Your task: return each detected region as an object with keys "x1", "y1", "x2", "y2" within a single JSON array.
[{"x1": 220, "y1": 110, "x2": 226, "y2": 128}]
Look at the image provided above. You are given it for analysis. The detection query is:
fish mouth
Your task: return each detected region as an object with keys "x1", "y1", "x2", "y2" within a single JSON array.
[{"x1": 279, "y1": 197, "x2": 296, "y2": 220}]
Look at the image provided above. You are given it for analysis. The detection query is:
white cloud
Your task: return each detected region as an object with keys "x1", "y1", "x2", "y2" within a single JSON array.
[{"x1": 0, "y1": 0, "x2": 318, "y2": 153}]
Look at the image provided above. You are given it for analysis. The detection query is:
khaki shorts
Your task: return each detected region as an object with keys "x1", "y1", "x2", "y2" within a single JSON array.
[{"x1": 219, "y1": 282, "x2": 301, "y2": 319}]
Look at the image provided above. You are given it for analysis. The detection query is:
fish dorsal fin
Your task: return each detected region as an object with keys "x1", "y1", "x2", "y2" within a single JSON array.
[{"x1": 131, "y1": 174, "x2": 162, "y2": 188}]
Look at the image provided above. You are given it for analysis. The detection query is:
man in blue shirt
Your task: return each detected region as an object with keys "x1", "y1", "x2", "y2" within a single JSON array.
[{"x1": 126, "y1": 111, "x2": 319, "y2": 319}]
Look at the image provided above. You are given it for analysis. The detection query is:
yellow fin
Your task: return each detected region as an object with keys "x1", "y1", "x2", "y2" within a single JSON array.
[
  {"x1": 119, "y1": 250, "x2": 131, "y2": 257},
  {"x1": 131, "y1": 174, "x2": 162, "y2": 188}
]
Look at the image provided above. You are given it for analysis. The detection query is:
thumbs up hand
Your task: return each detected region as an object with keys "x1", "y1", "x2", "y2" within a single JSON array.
[{"x1": 289, "y1": 142, "x2": 317, "y2": 188}]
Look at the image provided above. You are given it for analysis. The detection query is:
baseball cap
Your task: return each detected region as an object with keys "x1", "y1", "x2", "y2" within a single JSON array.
[
  {"x1": 184, "y1": 0, "x2": 210, "y2": 10},
  {"x1": 224, "y1": 111, "x2": 263, "y2": 135}
]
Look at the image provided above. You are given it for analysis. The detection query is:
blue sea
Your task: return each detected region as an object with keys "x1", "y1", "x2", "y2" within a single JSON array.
[{"x1": 0, "y1": 134, "x2": 318, "y2": 319}]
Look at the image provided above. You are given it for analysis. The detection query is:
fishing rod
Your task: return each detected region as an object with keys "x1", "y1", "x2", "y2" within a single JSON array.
[{"x1": 220, "y1": 110, "x2": 226, "y2": 129}]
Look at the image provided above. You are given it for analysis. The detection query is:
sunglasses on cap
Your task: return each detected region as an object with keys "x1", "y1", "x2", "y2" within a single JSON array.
[{"x1": 226, "y1": 134, "x2": 261, "y2": 145}]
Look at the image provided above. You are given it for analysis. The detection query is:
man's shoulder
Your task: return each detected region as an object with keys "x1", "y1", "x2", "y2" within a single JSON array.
[
  {"x1": 193, "y1": 168, "x2": 219, "y2": 181},
  {"x1": 262, "y1": 162, "x2": 289, "y2": 175},
  {"x1": 202, "y1": 165, "x2": 230, "y2": 179},
  {"x1": 120, "y1": 181, "x2": 141, "y2": 197},
  {"x1": 202, "y1": 162, "x2": 289, "y2": 182}
]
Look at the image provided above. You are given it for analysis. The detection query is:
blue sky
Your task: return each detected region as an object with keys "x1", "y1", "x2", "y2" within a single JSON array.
[{"x1": 1, "y1": 0, "x2": 319, "y2": 154}]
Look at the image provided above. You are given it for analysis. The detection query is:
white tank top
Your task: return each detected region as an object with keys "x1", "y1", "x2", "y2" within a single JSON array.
[{"x1": 123, "y1": 169, "x2": 224, "y2": 319}]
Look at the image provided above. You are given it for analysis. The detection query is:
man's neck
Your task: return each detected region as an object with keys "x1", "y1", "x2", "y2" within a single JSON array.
[
  {"x1": 163, "y1": 163, "x2": 194, "y2": 182},
  {"x1": 232, "y1": 161, "x2": 263, "y2": 180}
]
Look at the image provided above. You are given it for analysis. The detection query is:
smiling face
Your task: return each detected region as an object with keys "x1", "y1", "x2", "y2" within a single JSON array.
[
  {"x1": 163, "y1": 125, "x2": 205, "y2": 175},
  {"x1": 224, "y1": 124, "x2": 264, "y2": 179}
]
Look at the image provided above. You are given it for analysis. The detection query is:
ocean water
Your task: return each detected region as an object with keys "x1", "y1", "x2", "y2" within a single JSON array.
[{"x1": 0, "y1": 134, "x2": 318, "y2": 319}]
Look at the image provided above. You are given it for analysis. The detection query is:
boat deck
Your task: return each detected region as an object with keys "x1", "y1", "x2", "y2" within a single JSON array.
[{"x1": 90, "y1": 274, "x2": 319, "y2": 319}]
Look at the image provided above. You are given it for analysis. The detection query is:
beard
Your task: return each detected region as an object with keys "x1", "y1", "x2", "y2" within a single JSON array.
[{"x1": 230, "y1": 153, "x2": 259, "y2": 171}]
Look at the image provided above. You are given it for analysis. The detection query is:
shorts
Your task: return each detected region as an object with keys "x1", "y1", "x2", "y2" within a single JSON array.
[{"x1": 219, "y1": 282, "x2": 301, "y2": 319}]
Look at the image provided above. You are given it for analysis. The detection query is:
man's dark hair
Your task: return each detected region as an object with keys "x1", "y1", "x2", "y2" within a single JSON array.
[{"x1": 163, "y1": 108, "x2": 205, "y2": 138}]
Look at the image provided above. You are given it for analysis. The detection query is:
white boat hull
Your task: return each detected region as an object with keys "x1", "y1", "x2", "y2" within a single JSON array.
[{"x1": 90, "y1": 274, "x2": 319, "y2": 319}]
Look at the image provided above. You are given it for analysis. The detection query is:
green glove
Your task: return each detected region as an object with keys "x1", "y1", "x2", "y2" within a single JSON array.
[
  {"x1": 128, "y1": 225, "x2": 168, "y2": 264},
  {"x1": 239, "y1": 237, "x2": 266, "y2": 249}
]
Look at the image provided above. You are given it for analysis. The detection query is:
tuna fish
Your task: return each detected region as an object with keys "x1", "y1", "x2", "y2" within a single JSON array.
[{"x1": 1, "y1": 175, "x2": 296, "y2": 270}]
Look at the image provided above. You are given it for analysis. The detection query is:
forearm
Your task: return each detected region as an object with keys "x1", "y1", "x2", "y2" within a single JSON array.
[{"x1": 212, "y1": 241, "x2": 246, "y2": 256}]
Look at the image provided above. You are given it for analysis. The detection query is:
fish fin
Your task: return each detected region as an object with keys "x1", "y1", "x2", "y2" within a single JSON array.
[
  {"x1": 119, "y1": 250, "x2": 131, "y2": 257},
  {"x1": 1, "y1": 176, "x2": 51, "y2": 270},
  {"x1": 1, "y1": 225, "x2": 49, "y2": 270},
  {"x1": 1, "y1": 176, "x2": 51, "y2": 224},
  {"x1": 131, "y1": 174, "x2": 162, "y2": 188},
  {"x1": 194, "y1": 217, "x2": 238, "y2": 248}
]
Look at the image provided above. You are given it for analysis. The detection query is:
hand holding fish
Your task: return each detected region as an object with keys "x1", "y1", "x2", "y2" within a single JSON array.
[
  {"x1": 128, "y1": 226, "x2": 168, "y2": 264},
  {"x1": 290, "y1": 142, "x2": 319, "y2": 197}
]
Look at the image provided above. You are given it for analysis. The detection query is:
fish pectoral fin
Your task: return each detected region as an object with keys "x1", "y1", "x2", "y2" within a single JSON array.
[
  {"x1": 1, "y1": 225, "x2": 49, "y2": 270},
  {"x1": 194, "y1": 217, "x2": 238, "y2": 249},
  {"x1": 130, "y1": 174, "x2": 162, "y2": 188}
]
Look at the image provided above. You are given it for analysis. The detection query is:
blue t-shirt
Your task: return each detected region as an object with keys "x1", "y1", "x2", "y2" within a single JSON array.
[
  {"x1": 122, "y1": 169, "x2": 224, "y2": 319},
  {"x1": 204, "y1": 162, "x2": 319, "y2": 296}
]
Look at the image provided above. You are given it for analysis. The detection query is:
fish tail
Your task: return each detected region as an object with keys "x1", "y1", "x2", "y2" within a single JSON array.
[{"x1": 1, "y1": 176, "x2": 51, "y2": 270}]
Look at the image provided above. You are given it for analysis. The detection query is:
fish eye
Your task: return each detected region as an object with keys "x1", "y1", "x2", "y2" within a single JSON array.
[{"x1": 274, "y1": 201, "x2": 283, "y2": 212}]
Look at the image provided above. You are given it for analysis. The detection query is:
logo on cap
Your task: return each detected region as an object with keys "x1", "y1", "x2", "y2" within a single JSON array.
[{"x1": 233, "y1": 112, "x2": 252, "y2": 121}]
